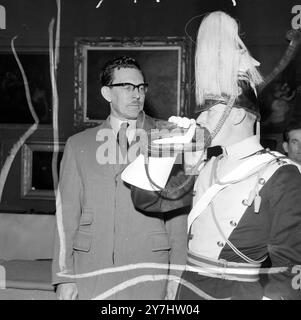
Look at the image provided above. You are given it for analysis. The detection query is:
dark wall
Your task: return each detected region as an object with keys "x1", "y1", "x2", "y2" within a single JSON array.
[{"x1": 0, "y1": 0, "x2": 298, "y2": 213}]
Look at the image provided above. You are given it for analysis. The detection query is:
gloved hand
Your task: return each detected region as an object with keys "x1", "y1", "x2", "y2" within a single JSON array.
[
  {"x1": 168, "y1": 117, "x2": 205, "y2": 172},
  {"x1": 168, "y1": 116, "x2": 196, "y2": 129},
  {"x1": 163, "y1": 116, "x2": 197, "y2": 144}
]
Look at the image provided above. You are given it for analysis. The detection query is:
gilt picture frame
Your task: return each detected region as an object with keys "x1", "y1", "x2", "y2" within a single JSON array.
[
  {"x1": 74, "y1": 37, "x2": 192, "y2": 128},
  {"x1": 20, "y1": 141, "x2": 65, "y2": 200}
]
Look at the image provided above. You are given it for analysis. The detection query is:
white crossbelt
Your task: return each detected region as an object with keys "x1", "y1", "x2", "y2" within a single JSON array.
[{"x1": 187, "y1": 153, "x2": 277, "y2": 231}]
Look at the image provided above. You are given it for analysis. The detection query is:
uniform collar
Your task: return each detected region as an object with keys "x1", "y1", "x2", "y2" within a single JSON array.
[{"x1": 222, "y1": 135, "x2": 263, "y2": 160}]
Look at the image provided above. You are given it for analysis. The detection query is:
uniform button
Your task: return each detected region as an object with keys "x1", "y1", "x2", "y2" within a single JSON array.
[
  {"x1": 217, "y1": 241, "x2": 224, "y2": 247},
  {"x1": 259, "y1": 178, "x2": 265, "y2": 185},
  {"x1": 230, "y1": 220, "x2": 237, "y2": 227},
  {"x1": 242, "y1": 199, "x2": 249, "y2": 206}
]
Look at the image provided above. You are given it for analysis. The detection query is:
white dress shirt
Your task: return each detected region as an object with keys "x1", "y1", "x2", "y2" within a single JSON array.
[{"x1": 109, "y1": 115, "x2": 137, "y2": 144}]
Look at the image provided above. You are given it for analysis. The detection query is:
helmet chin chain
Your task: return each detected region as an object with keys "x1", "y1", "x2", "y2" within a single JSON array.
[{"x1": 144, "y1": 96, "x2": 236, "y2": 194}]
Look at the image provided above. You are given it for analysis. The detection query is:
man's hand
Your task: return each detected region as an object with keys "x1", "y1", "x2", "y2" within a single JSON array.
[
  {"x1": 56, "y1": 283, "x2": 78, "y2": 300},
  {"x1": 168, "y1": 116, "x2": 204, "y2": 171},
  {"x1": 164, "y1": 117, "x2": 197, "y2": 145},
  {"x1": 165, "y1": 280, "x2": 180, "y2": 300}
]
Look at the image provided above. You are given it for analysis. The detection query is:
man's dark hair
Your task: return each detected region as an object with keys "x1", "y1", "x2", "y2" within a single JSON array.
[
  {"x1": 283, "y1": 120, "x2": 301, "y2": 142},
  {"x1": 100, "y1": 56, "x2": 144, "y2": 86}
]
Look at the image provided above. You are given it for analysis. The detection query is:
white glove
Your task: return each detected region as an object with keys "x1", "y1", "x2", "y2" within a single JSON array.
[
  {"x1": 153, "y1": 117, "x2": 196, "y2": 145},
  {"x1": 167, "y1": 117, "x2": 205, "y2": 171},
  {"x1": 168, "y1": 116, "x2": 196, "y2": 129}
]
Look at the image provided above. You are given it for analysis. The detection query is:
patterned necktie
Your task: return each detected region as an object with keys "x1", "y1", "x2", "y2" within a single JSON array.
[{"x1": 117, "y1": 122, "x2": 129, "y2": 159}]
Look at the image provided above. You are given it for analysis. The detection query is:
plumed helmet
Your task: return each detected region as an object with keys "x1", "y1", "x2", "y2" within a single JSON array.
[
  {"x1": 195, "y1": 79, "x2": 261, "y2": 120},
  {"x1": 194, "y1": 11, "x2": 263, "y2": 120}
]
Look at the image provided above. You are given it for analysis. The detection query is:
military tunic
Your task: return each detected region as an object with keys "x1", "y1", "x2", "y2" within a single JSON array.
[{"x1": 178, "y1": 135, "x2": 301, "y2": 300}]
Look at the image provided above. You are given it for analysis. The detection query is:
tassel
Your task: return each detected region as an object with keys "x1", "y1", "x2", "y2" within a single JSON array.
[
  {"x1": 247, "y1": 189, "x2": 256, "y2": 206},
  {"x1": 254, "y1": 194, "x2": 262, "y2": 213},
  {"x1": 247, "y1": 187, "x2": 261, "y2": 213}
]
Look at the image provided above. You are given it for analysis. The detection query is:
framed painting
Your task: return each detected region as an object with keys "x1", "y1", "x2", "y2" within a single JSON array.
[
  {"x1": 21, "y1": 141, "x2": 65, "y2": 200},
  {"x1": 74, "y1": 37, "x2": 192, "y2": 128},
  {"x1": 0, "y1": 51, "x2": 52, "y2": 125},
  {"x1": 258, "y1": 29, "x2": 301, "y2": 135}
]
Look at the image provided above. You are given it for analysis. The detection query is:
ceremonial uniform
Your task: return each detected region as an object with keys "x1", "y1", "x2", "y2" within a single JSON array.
[
  {"x1": 177, "y1": 135, "x2": 301, "y2": 300},
  {"x1": 126, "y1": 10, "x2": 301, "y2": 300}
]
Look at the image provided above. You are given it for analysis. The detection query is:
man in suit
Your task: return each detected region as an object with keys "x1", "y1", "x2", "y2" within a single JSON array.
[{"x1": 52, "y1": 56, "x2": 189, "y2": 300}]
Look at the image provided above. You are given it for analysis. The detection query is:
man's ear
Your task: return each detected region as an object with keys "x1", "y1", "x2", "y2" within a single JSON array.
[
  {"x1": 101, "y1": 86, "x2": 111, "y2": 103},
  {"x1": 282, "y1": 141, "x2": 288, "y2": 153}
]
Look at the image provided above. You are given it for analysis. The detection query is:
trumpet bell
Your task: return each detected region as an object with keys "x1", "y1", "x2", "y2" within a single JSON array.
[{"x1": 121, "y1": 154, "x2": 177, "y2": 191}]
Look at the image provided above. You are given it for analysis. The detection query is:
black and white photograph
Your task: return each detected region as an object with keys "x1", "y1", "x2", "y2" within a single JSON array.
[{"x1": 0, "y1": 0, "x2": 301, "y2": 309}]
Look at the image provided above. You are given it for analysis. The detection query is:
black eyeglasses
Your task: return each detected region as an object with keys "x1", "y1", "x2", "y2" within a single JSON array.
[{"x1": 108, "y1": 82, "x2": 148, "y2": 94}]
